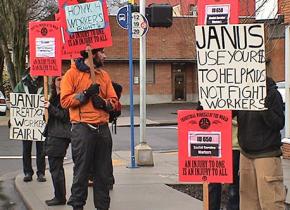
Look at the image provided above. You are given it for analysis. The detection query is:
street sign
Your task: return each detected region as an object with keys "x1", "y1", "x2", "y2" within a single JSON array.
[
  {"x1": 132, "y1": 12, "x2": 148, "y2": 39},
  {"x1": 117, "y1": 6, "x2": 128, "y2": 30}
]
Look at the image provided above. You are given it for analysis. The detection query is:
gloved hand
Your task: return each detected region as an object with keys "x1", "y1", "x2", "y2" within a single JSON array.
[
  {"x1": 83, "y1": 84, "x2": 100, "y2": 97},
  {"x1": 92, "y1": 95, "x2": 106, "y2": 110}
]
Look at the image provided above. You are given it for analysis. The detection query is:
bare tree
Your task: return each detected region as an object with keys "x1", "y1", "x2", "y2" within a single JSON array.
[{"x1": 0, "y1": 0, "x2": 57, "y2": 88}]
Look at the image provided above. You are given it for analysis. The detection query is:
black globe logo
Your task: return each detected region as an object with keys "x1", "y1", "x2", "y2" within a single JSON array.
[
  {"x1": 199, "y1": 118, "x2": 210, "y2": 129},
  {"x1": 41, "y1": 27, "x2": 48, "y2": 36}
]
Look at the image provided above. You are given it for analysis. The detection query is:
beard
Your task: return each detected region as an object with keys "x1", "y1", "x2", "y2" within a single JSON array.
[{"x1": 93, "y1": 58, "x2": 103, "y2": 68}]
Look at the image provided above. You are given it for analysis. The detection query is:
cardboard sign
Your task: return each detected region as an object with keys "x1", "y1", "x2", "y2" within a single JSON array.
[
  {"x1": 178, "y1": 110, "x2": 232, "y2": 183},
  {"x1": 195, "y1": 24, "x2": 266, "y2": 110},
  {"x1": 29, "y1": 21, "x2": 62, "y2": 76},
  {"x1": 9, "y1": 93, "x2": 46, "y2": 141},
  {"x1": 58, "y1": 0, "x2": 112, "y2": 59},
  {"x1": 198, "y1": 0, "x2": 239, "y2": 25},
  {"x1": 65, "y1": 1, "x2": 105, "y2": 32}
]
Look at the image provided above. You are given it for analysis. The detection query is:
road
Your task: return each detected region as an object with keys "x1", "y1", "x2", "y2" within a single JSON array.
[{"x1": 0, "y1": 125, "x2": 178, "y2": 209}]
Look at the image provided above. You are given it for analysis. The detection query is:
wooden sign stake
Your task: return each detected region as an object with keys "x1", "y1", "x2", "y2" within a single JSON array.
[
  {"x1": 203, "y1": 182, "x2": 209, "y2": 210},
  {"x1": 43, "y1": 76, "x2": 49, "y2": 122},
  {"x1": 86, "y1": 45, "x2": 96, "y2": 84}
]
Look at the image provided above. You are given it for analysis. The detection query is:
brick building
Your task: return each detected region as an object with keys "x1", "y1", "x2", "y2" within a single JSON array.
[
  {"x1": 105, "y1": 16, "x2": 196, "y2": 105},
  {"x1": 104, "y1": 0, "x2": 287, "y2": 105}
]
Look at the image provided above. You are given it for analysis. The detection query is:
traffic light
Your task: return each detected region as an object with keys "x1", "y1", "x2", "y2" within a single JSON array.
[
  {"x1": 130, "y1": 4, "x2": 173, "y2": 28},
  {"x1": 147, "y1": 4, "x2": 173, "y2": 27}
]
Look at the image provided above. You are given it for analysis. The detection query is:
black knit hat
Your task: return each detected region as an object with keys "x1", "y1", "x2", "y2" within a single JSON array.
[{"x1": 80, "y1": 48, "x2": 104, "y2": 59}]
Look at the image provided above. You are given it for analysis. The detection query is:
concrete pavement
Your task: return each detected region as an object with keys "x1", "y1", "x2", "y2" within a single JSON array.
[
  {"x1": 15, "y1": 151, "x2": 203, "y2": 210},
  {"x1": 2, "y1": 102, "x2": 290, "y2": 209},
  {"x1": 13, "y1": 102, "x2": 204, "y2": 210}
]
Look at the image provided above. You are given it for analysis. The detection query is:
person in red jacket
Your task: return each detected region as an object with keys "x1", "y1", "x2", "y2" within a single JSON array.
[{"x1": 60, "y1": 48, "x2": 118, "y2": 210}]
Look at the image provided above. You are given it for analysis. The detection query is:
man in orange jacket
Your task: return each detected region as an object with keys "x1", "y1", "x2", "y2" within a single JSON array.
[{"x1": 60, "y1": 48, "x2": 118, "y2": 210}]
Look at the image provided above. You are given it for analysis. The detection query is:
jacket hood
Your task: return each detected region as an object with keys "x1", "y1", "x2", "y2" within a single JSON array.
[{"x1": 75, "y1": 58, "x2": 90, "y2": 73}]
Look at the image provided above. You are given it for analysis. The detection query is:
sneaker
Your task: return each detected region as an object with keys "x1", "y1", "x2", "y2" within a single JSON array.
[
  {"x1": 23, "y1": 174, "x2": 32, "y2": 182},
  {"x1": 45, "y1": 197, "x2": 66, "y2": 206},
  {"x1": 37, "y1": 174, "x2": 46, "y2": 182}
]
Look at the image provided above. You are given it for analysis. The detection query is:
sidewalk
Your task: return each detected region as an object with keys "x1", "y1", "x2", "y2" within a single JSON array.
[
  {"x1": 3, "y1": 102, "x2": 290, "y2": 208},
  {"x1": 14, "y1": 102, "x2": 203, "y2": 210},
  {"x1": 15, "y1": 151, "x2": 203, "y2": 210}
]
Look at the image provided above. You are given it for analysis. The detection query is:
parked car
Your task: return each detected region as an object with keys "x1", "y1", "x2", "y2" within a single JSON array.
[
  {"x1": 0, "y1": 90, "x2": 7, "y2": 116},
  {"x1": 277, "y1": 81, "x2": 285, "y2": 109}
]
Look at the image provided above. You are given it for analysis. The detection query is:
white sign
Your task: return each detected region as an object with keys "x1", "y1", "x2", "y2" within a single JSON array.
[
  {"x1": 205, "y1": 4, "x2": 230, "y2": 25},
  {"x1": 65, "y1": 1, "x2": 105, "y2": 33},
  {"x1": 132, "y1": 12, "x2": 148, "y2": 39},
  {"x1": 195, "y1": 24, "x2": 266, "y2": 110},
  {"x1": 9, "y1": 93, "x2": 46, "y2": 141},
  {"x1": 188, "y1": 131, "x2": 221, "y2": 157},
  {"x1": 256, "y1": 0, "x2": 278, "y2": 20},
  {"x1": 36, "y1": 38, "x2": 55, "y2": 58}
]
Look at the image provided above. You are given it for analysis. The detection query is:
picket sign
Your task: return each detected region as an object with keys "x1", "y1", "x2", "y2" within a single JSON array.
[{"x1": 196, "y1": 0, "x2": 240, "y2": 209}]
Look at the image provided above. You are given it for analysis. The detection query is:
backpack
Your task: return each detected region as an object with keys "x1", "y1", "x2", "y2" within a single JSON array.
[{"x1": 109, "y1": 82, "x2": 122, "y2": 134}]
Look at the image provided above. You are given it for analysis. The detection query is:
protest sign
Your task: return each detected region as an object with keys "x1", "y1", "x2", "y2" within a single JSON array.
[
  {"x1": 58, "y1": 0, "x2": 112, "y2": 59},
  {"x1": 195, "y1": 24, "x2": 266, "y2": 110},
  {"x1": 198, "y1": 0, "x2": 239, "y2": 25},
  {"x1": 29, "y1": 21, "x2": 62, "y2": 76},
  {"x1": 178, "y1": 110, "x2": 232, "y2": 183},
  {"x1": 65, "y1": 1, "x2": 105, "y2": 32},
  {"x1": 9, "y1": 93, "x2": 46, "y2": 141}
]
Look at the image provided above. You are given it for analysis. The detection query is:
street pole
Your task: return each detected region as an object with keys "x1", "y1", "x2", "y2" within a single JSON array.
[
  {"x1": 285, "y1": 25, "x2": 290, "y2": 138},
  {"x1": 140, "y1": 0, "x2": 146, "y2": 145},
  {"x1": 135, "y1": 0, "x2": 154, "y2": 166},
  {"x1": 128, "y1": 0, "x2": 136, "y2": 168}
]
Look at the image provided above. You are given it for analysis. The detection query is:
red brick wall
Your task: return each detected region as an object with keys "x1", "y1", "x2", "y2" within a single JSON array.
[
  {"x1": 105, "y1": 14, "x2": 285, "y2": 104},
  {"x1": 282, "y1": 0, "x2": 290, "y2": 23},
  {"x1": 106, "y1": 16, "x2": 196, "y2": 60}
]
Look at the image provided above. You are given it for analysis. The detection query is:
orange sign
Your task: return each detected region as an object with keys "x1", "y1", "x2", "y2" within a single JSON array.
[
  {"x1": 58, "y1": 0, "x2": 112, "y2": 59},
  {"x1": 29, "y1": 21, "x2": 62, "y2": 76},
  {"x1": 178, "y1": 110, "x2": 232, "y2": 183}
]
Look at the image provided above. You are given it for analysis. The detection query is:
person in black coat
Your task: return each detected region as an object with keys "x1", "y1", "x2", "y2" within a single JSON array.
[{"x1": 43, "y1": 76, "x2": 71, "y2": 206}]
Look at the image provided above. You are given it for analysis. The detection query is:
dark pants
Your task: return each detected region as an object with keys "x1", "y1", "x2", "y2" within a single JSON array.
[
  {"x1": 209, "y1": 150, "x2": 240, "y2": 210},
  {"x1": 227, "y1": 150, "x2": 240, "y2": 210},
  {"x1": 67, "y1": 123, "x2": 112, "y2": 209},
  {"x1": 48, "y1": 156, "x2": 66, "y2": 201},
  {"x1": 22, "y1": 140, "x2": 45, "y2": 176},
  {"x1": 209, "y1": 183, "x2": 222, "y2": 210},
  {"x1": 89, "y1": 130, "x2": 115, "y2": 187}
]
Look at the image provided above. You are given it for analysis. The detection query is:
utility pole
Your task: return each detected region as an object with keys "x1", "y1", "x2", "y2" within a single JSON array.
[
  {"x1": 285, "y1": 25, "x2": 290, "y2": 138},
  {"x1": 135, "y1": 0, "x2": 154, "y2": 166}
]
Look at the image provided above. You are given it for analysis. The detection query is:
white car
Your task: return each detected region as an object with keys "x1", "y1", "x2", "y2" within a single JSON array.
[{"x1": 0, "y1": 90, "x2": 7, "y2": 116}]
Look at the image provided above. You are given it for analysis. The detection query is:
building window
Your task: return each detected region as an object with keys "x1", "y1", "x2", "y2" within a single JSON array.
[{"x1": 133, "y1": 62, "x2": 155, "y2": 84}]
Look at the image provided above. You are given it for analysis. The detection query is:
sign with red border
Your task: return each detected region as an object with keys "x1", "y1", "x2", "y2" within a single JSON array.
[
  {"x1": 29, "y1": 21, "x2": 62, "y2": 76},
  {"x1": 197, "y1": 0, "x2": 239, "y2": 25},
  {"x1": 58, "y1": 0, "x2": 112, "y2": 59},
  {"x1": 178, "y1": 110, "x2": 232, "y2": 183}
]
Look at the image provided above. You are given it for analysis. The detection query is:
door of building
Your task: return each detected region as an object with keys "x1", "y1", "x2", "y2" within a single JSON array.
[{"x1": 172, "y1": 65, "x2": 186, "y2": 101}]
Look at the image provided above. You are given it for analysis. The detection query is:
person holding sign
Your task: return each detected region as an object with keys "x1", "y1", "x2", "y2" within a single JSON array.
[
  {"x1": 60, "y1": 48, "x2": 118, "y2": 210},
  {"x1": 43, "y1": 76, "x2": 71, "y2": 206},
  {"x1": 13, "y1": 69, "x2": 46, "y2": 182},
  {"x1": 236, "y1": 76, "x2": 285, "y2": 210}
]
